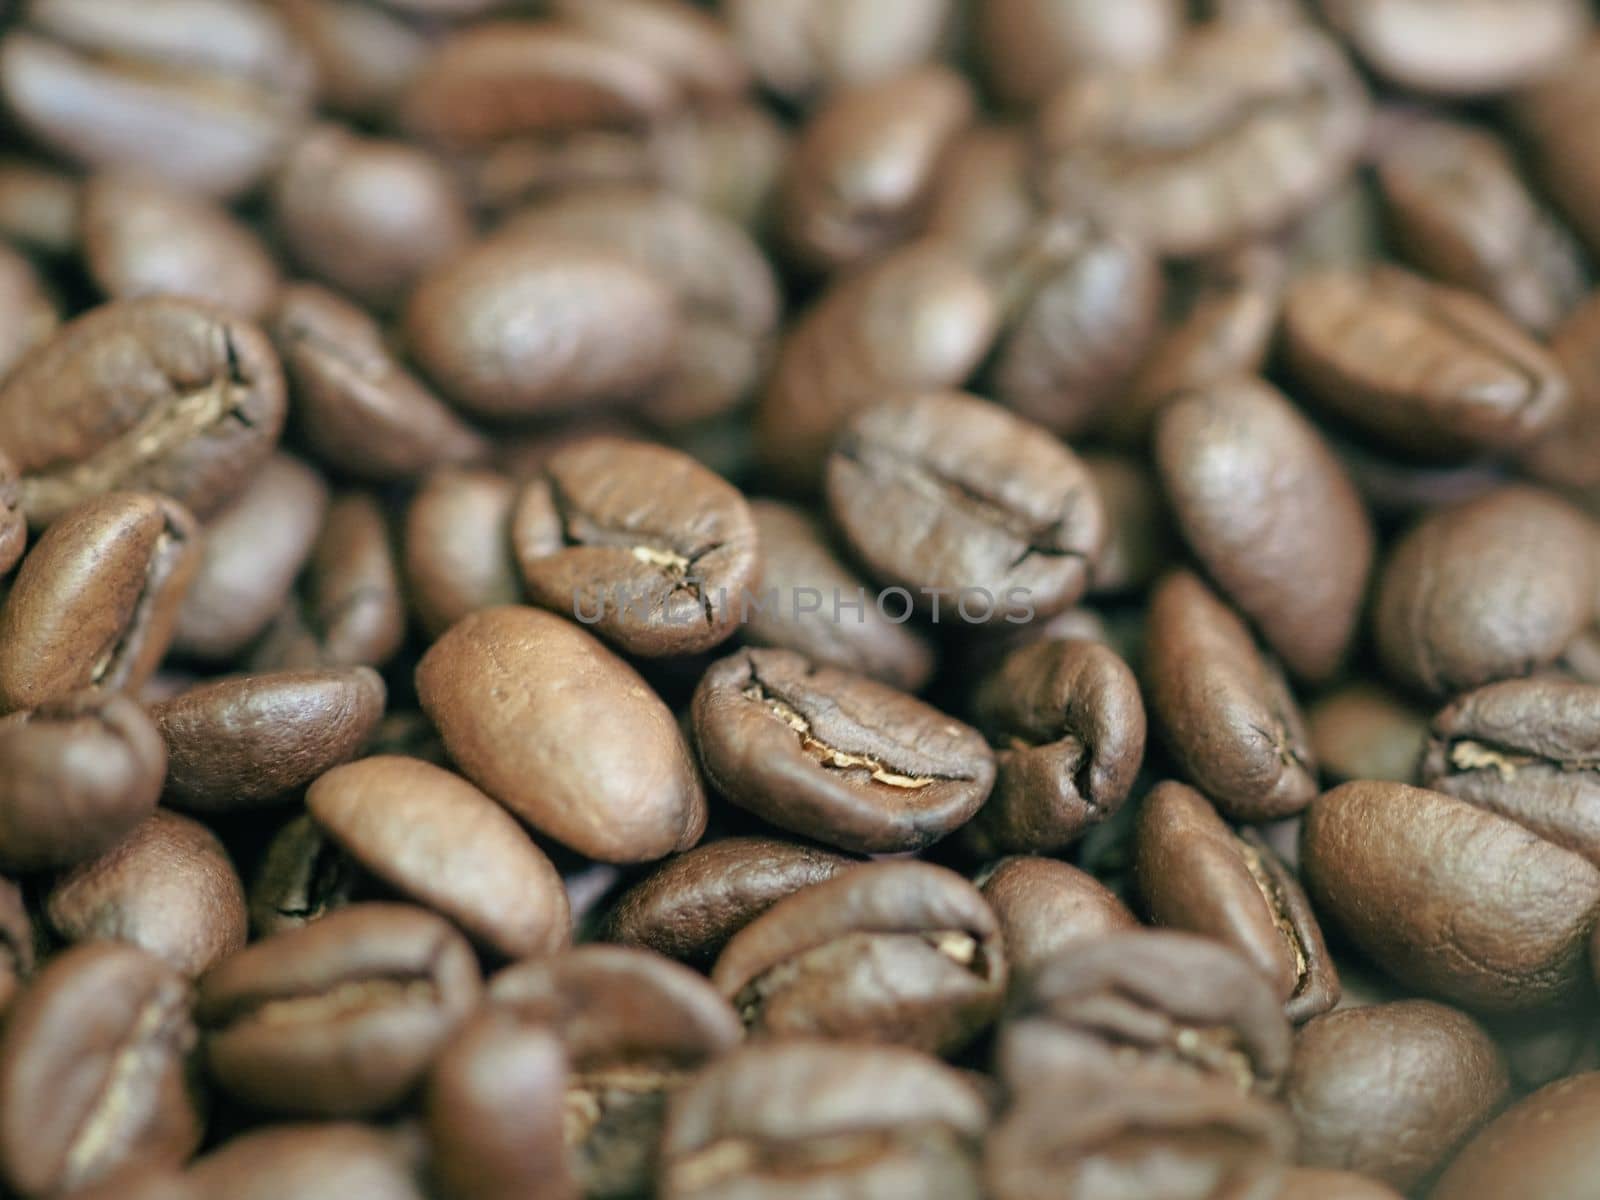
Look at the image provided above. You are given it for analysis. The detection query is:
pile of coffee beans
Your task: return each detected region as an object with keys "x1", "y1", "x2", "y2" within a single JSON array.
[{"x1": 2, "y1": 0, "x2": 1600, "y2": 1196}]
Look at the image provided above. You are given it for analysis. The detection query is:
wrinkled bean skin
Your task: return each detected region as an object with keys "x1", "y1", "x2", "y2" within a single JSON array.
[
  {"x1": 1373, "y1": 486, "x2": 1598, "y2": 697},
  {"x1": 416, "y1": 606, "x2": 707, "y2": 863},
  {"x1": 1155, "y1": 377, "x2": 1373, "y2": 683},
  {"x1": 692, "y1": 647, "x2": 995, "y2": 854},
  {"x1": 977, "y1": 856, "x2": 1137, "y2": 978},
  {"x1": 1145, "y1": 570, "x2": 1319, "y2": 822},
  {"x1": 1301, "y1": 782, "x2": 1600, "y2": 1013},
  {"x1": 1286, "y1": 1000, "x2": 1508, "y2": 1191},
  {"x1": 1431, "y1": 1072, "x2": 1600, "y2": 1200},
  {"x1": 0, "y1": 492, "x2": 199, "y2": 712}
]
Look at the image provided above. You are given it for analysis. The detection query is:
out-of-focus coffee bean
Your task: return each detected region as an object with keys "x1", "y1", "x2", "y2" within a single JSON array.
[
  {"x1": 1520, "y1": 288, "x2": 1600, "y2": 492},
  {"x1": 403, "y1": 466, "x2": 522, "y2": 638},
  {"x1": 0, "y1": 451, "x2": 26, "y2": 582},
  {"x1": 185, "y1": 1122, "x2": 426, "y2": 1200},
  {"x1": 1082, "y1": 453, "x2": 1170, "y2": 596},
  {"x1": 1515, "y1": 39, "x2": 1600, "y2": 259},
  {"x1": 653, "y1": 101, "x2": 789, "y2": 232},
  {"x1": 554, "y1": 0, "x2": 749, "y2": 104},
  {"x1": 1307, "y1": 684, "x2": 1429, "y2": 784},
  {"x1": 1431, "y1": 1071, "x2": 1600, "y2": 1200},
  {"x1": 247, "y1": 812, "x2": 359, "y2": 939},
  {"x1": 0, "y1": 156, "x2": 78, "y2": 256},
  {"x1": 0, "y1": 243, "x2": 57, "y2": 385},
  {"x1": 976, "y1": 856, "x2": 1137, "y2": 978},
  {"x1": 925, "y1": 126, "x2": 1037, "y2": 274},
  {"x1": 977, "y1": 0, "x2": 1180, "y2": 109},
  {"x1": 279, "y1": 0, "x2": 435, "y2": 123},
  {"x1": 0, "y1": 876, "x2": 32, "y2": 1016}
]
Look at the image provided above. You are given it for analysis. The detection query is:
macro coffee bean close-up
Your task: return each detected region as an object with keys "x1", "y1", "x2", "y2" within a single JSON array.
[{"x1": 5, "y1": 1, "x2": 1600, "y2": 1198}]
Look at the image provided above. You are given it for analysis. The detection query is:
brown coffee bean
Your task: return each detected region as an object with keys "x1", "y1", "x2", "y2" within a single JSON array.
[
  {"x1": 402, "y1": 466, "x2": 523, "y2": 638},
  {"x1": 0, "y1": 242, "x2": 57, "y2": 385},
  {"x1": 1515, "y1": 40, "x2": 1600, "y2": 258},
  {"x1": 826, "y1": 391, "x2": 1106, "y2": 625},
  {"x1": 46, "y1": 809, "x2": 247, "y2": 977},
  {"x1": 0, "y1": 446, "x2": 27, "y2": 580},
  {"x1": 1432, "y1": 1071, "x2": 1600, "y2": 1200},
  {"x1": 1275, "y1": 1168, "x2": 1403, "y2": 1200},
  {"x1": 80, "y1": 171, "x2": 279, "y2": 320},
  {"x1": 1038, "y1": 22, "x2": 1369, "y2": 257},
  {"x1": 511, "y1": 437, "x2": 761, "y2": 657},
  {"x1": 0, "y1": 156, "x2": 78, "y2": 256},
  {"x1": 0, "y1": 943, "x2": 202, "y2": 1198},
  {"x1": 1374, "y1": 486, "x2": 1597, "y2": 697},
  {"x1": 308, "y1": 755, "x2": 571, "y2": 959},
  {"x1": 1519, "y1": 288, "x2": 1600, "y2": 491},
  {"x1": 0, "y1": 0, "x2": 314, "y2": 197},
  {"x1": 977, "y1": 0, "x2": 1180, "y2": 109},
  {"x1": 1082, "y1": 453, "x2": 1171, "y2": 596},
  {"x1": 405, "y1": 233, "x2": 679, "y2": 420},
  {"x1": 273, "y1": 125, "x2": 472, "y2": 311},
  {"x1": 654, "y1": 100, "x2": 789, "y2": 232},
  {"x1": 1155, "y1": 377, "x2": 1374, "y2": 683},
  {"x1": 1145, "y1": 570, "x2": 1318, "y2": 822},
  {"x1": 0, "y1": 298, "x2": 286, "y2": 525},
  {"x1": 1136, "y1": 782, "x2": 1339, "y2": 1022},
  {"x1": 151, "y1": 667, "x2": 386, "y2": 812},
  {"x1": 186, "y1": 1123, "x2": 425, "y2": 1200},
  {"x1": 1284, "y1": 267, "x2": 1569, "y2": 460},
  {"x1": 998, "y1": 930, "x2": 1293, "y2": 1098},
  {"x1": 693, "y1": 647, "x2": 995, "y2": 853},
  {"x1": 661, "y1": 1039, "x2": 987, "y2": 1200},
  {"x1": 977, "y1": 856, "x2": 1137, "y2": 978},
  {"x1": 756, "y1": 240, "x2": 999, "y2": 492},
  {"x1": 1286, "y1": 1000, "x2": 1508, "y2": 1191},
  {"x1": 1301, "y1": 781, "x2": 1600, "y2": 1013},
  {"x1": 425, "y1": 1012, "x2": 574, "y2": 1200},
  {"x1": 273, "y1": 283, "x2": 487, "y2": 481},
  {"x1": 743, "y1": 499, "x2": 936, "y2": 692},
  {"x1": 964, "y1": 638, "x2": 1145, "y2": 857},
  {"x1": 198, "y1": 902, "x2": 482, "y2": 1117},
  {"x1": 0, "y1": 492, "x2": 199, "y2": 712},
  {"x1": 416, "y1": 606, "x2": 707, "y2": 862},
  {"x1": 1307, "y1": 684, "x2": 1429, "y2": 785},
  {"x1": 172, "y1": 453, "x2": 328, "y2": 662},
  {"x1": 247, "y1": 813, "x2": 358, "y2": 939},
  {"x1": 778, "y1": 66, "x2": 973, "y2": 275},
  {"x1": 553, "y1": 0, "x2": 748, "y2": 103},
  {"x1": 499, "y1": 186, "x2": 780, "y2": 427},
  {"x1": 988, "y1": 219, "x2": 1164, "y2": 438},
  {"x1": 925, "y1": 125, "x2": 1038, "y2": 276},
  {"x1": 711, "y1": 860, "x2": 1005, "y2": 1055},
  {"x1": 1323, "y1": 0, "x2": 1589, "y2": 96},
  {"x1": 279, "y1": 0, "x2": 434, "y2": 124},
  {"x1": 488, "y1": 945, "x2": 743, "y2": 1197},
  {"x1": 725, "y1": 0, "x2": 954, "y2": 104}
]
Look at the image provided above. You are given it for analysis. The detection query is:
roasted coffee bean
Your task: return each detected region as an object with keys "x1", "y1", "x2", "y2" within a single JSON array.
[
  {"x1": 1431, "y1": 1071, "x2": 1600, "y2": 1200},
  {"x1": 1154, "y1": 377, "x2": 1373, "y2": 683},
  {"x1": 46, "y1": 809, "x2": 247, "y2": 977},
  {"x1": 743, "y1": 499, "x2": 936, "y2": 692},
  {"x1": 1136, "y1": 781, "x2": 1339, "y2": 1022},
  {"x1": 661, "y1": 1039, "x2": 987, "y2": 1200},
  {"x1": 0, "y1": 690, "x2": 164, "y2": 871},
  {"x1": 273, "y1": 125, "x2": 472, "y2": 311},
  {"x1": 500, "y1": 186, "x2": 781, "y2": 427},
  {"x1": 988, "y1": 219, "x2": 1164, "y2": 438},
  {"x1": 603, "y1": 836, "x2": 856, "y2": 967},
  {"x1": 173, "y1": 453, "x2": 328, "y2": 663},
  {"x1": 416, "y1": 606, "x2": 707, "y2": 862},
  {"x1": 80, "y1": 172, "x2": 279, "y2": 321},
  {"x1": 279, "y1": 0, "x2": 435, "y2": 124},
  {"x1": 1519, "y1": 289, "x2": 1600, "y2": 491},
  {"x1": 308, "y1": 755, "x2": 571, "y2": 959},
  {"x1": 511, "y1": 436, "x2": 761, "y2": 657},
  {"x1": 1286, "y1": 1000, "x2": 1508, "y2": 1191},
  {"x1": 1038, "y1": 22, "x2": 1368, "y2": 257},
  {"x1": 1488, "y1": 1009, "x2": 1600, "y2": 1091},
  {"x1": 552, "y1": 0, "x2": 748, "y2": 103},
  {"x1": 405, "y1": 232, "x2": 679, "y2": 420},
  {"x1": 1083, "y1": 453, "x2": 1171, "y2": 596},
  {"x1": 247, "y1": 813, "x2": 359, "y2": 939},
  {"x1": 1274, "y1": 1169, "x2": 1403, "y2": 1200},
  {"x1": 0, "y1": 298, "x2": 286, "y2": 526},
  {"x1": 1283, "y1": 267, "x2": 1569, "y2": 460},
  {"x1": 198, "y1": 903, "x2": 482, "y2": 1117},
  {"x1": 692, "y1": 647, "x2": 995, "y2": 853},
  {"x1": 654, "y1": 101, "x2": 790, "y2": 232},
  {"x1": 977, "y1": 856, "x2": 1137, "y2": 979},
  {"x1": 1375, "y1": 114, "x2": 1584, "y2": 336},
  {"x1": 726, "y1": 0, "x2": 954, "y2": 104},
  {"x1": 1373, "y1": 486, "x2": 1597, "y2": 697},
  {"x1": 0, "y1": 877, "x2": 32, "y2": 1016},
  {"x1": 252, "y1": 491, "x2": 407, "y2": 671},
  {"x1": 0, "y1": 492, "x2": 199, "y2": 712},
  {"x1": 0, "y1": 943, "x2": 202, "y2": 1198},
  {"x1": 1322, "y1": 0, "x2": 1589, "y2": 97},
  {"x1": 403, "y1": 466, "x2": 522, "y2": 638},
  {"x1": 1515, "y1": 40, "x2": 1600, "y2": 258},
  {"x1": 1301, "y1": 781, "x2": 1600, "y2": 1013},
  {"x1": 964, "y1": 637, "x2": 1145, "y2": 857},
  {"x1": 0, "y1": 0, "x2": 315, "y2": 197},
  {"x1": 925, "y1": 126, "x2": 1037, "y2": 274},
  {"x1": 273, "y1": 283, "x2": 487, "y2": 481},
  {"x1": 151, "y1": 667, "x2": 386, "y2": 812},
  {"x1": 756, "y1": 240, "x2": 998, "y2": 492},
  {"x1": 488, "y1": 945, "x2": 743, "y2": 1197},
  {"x1": 1145, "y1": 570, "x2": 1318, "y2": 822},
  {"x1": 1420, "y1": 678, "x2": 1600, "y2": 863},
  {"x1": 710, "y1": 860, "x2": 1005, "y2": 1055},
  {"x1": 0, "y1": 242, "x2": 57, "y2": 386},
  {"x1": 425, "y1": 1012, "x2": 574, "y2": 1200},
  {"x1": 998, "y1": 931, "x2": 1293, "y2": 1098},
  {"x1": 0, "y1": 448, "x2": 25, "y2": 582},
  {"x1": 779, "y1": 66, "x2": 973, "y2": 275},
  {"x1": 986, "y1": 1074, "x2": 1294, "y2": 1200},
  {"x1": 977, "y1": 0, "x2": 1180, "y2": 109},
  {"x1": 825, "y1": 391, "x2": 1106, "y2": 625},
  {"x1": 0, "y1": 156, "x2": 78, "y2": 256},
  {"x1": 1307, "y1": 684, "x2": 1429, "y2": 785},
  {"x1": 186, "y1": 1122, "x2": 425, "y2": 1200}
]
